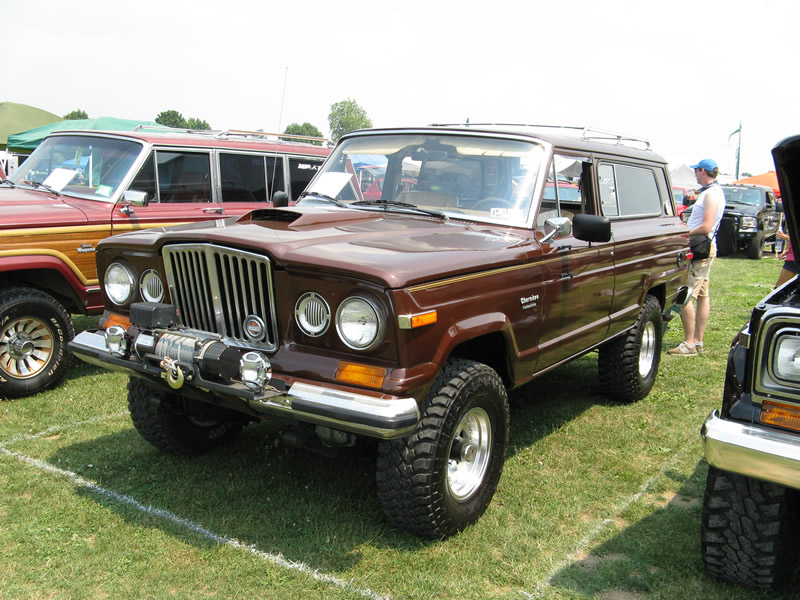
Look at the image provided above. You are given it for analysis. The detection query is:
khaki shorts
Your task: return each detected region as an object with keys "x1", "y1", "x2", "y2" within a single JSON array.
[{"x1": 688, "y1": 242, "x2": 716, "y2": 299}]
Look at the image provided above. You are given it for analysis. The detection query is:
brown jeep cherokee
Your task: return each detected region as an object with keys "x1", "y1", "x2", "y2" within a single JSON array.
[{"x1": 69, "y1": 124, "x2": 690, "y2": 538}]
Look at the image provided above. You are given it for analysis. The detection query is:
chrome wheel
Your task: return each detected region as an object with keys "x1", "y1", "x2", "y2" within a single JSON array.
[
  {"x1": 0, "y1": 316, "x2": 54, "y2": 379},
  {"x1": 638, "y1": 319, "x2": 657, "y2": 378},
  {"x1": 447, "y1": 406, "x2": 492, "y2": 501}
]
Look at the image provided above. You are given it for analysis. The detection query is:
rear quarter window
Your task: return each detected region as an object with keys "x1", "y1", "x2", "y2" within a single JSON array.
[{"x1": 598, "y1": 162, "x2": 663, "y2": 218}]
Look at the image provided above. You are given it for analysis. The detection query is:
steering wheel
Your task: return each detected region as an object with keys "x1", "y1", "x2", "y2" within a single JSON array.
[{"x1": 472, "y1": 197, "x2": 515, "y2": 211}]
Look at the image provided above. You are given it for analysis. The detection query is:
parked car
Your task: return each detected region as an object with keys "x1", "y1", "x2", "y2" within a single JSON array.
[
  {"x1": 0, "y1": 128, "x2": 329, "y2": 398},
  {"x1": 700, "y1": 134, "x2": 800, "y2": 590},
  {"x1": 671, "y1": 186, "x2": 695, "y2": 218},
  {"x1": 69, "y1": 124, "x2": 690, "y2": 538},
  {"x1": 684, "y1": 183, "x2": 781, "y2": 259}
]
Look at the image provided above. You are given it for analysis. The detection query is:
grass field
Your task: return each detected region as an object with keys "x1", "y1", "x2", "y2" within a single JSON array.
[{"x1": 2, "y1": 253, "x2": 798, "y2": 599}]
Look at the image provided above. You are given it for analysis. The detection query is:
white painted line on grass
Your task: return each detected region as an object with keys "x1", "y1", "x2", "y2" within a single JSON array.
[
  {"x1": 0, "y1": 412, "x2": 128, "y2": 449},
  {"x1": 1, "y1": 435, "x2": 390, "y2": 600},
  {"x1": 524, "y1": 442, "x2": 694, "y2": 599}
]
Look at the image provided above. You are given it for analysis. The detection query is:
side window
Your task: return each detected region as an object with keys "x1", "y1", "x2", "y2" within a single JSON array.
[
  {"x1": 157, "y1": 152, "x2": 212, "y2": 203},
  {"x1": 220, "y1": 153, "x2": 267, "y2": 202},
  {"x1": 598, "y1": 162, "x2": 661, "y2": 218},
  {"x1": 266, "y1": 156, "x2": 286, "y2": 201},
  {"x1": 129, "y1": 153, "x2": 157, "y2": 202},
  {"x1": 289, "y1": 157, "x2": 323, "y2": 201},
  {"x1": 538, "y1": 154, "x2": 588, "y2": 229}
]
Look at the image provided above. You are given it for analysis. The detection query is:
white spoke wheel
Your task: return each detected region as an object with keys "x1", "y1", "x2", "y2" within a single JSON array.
[
  {"x1": 0, "y1": 288, "x2": 73, "y2": 399},
  {"x1": 377, "y1": 358, "x2": 509, "y2": 538}
]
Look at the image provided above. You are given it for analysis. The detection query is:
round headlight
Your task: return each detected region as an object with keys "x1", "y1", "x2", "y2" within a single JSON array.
[
  {"x1": 139, "y1": 269, "x2": 165, "y2": 303},
  {"x1": 336, "y1": 297, "x2": 383, "y2": 350},
  {"x1": 105, "y1": 262, "x2": 136, "y2": 306},
  {"x1": 295, "y1": 292, "x2": 330, "y2": 337}
]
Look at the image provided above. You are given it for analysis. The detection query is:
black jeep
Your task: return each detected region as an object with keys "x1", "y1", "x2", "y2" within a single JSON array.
[{"x1": 700, "y1": 135, "x2": 800, "y2": 590}]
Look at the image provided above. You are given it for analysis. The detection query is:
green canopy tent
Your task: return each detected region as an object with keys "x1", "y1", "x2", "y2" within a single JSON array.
[
  {"x1": 0, "y1": 101, "x2": 61, "y2": 149},
  {"x1": 6, "y1": 116, "x2": 166, "y2": 151}
]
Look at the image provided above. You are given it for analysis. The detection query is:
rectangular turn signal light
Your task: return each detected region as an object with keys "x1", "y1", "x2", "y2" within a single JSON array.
[
  {"x1": 335, "y1": 361, "x2": 386, "y2": 389},
  {"x1": 760, "y1": 400, "x2": 800, "y2": 432}
]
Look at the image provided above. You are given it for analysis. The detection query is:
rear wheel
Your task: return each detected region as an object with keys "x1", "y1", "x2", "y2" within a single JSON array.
[
  {"x1": 0, "y1": 287, "x2": 74, "y2": 399},
  {"x1": 599, "y1": 294, "x2": 662, "y2": 402},
  {"x1": 376, "y1": 358, "x2": 509, "y2": 538},
  {"x1": 702, "y1": 466, "x2": 800, "y2": 590},
  {"x1": 127, "y1": 377, "x2": 244, "y2": 455}
]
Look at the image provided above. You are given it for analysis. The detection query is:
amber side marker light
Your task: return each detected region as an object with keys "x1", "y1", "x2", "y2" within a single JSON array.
[
  {"x1": 99, "y1": 311, "x2": 131, "y2": 331},
  {"x1": 398, "y1": 311, "x2": 438, "y2": 329},
  {"x1": 335, "y1": 361, "x2": 386, "y2": 388},
  {"x1": 760, "y1": 400, "x2": 800, "y2": 432}
]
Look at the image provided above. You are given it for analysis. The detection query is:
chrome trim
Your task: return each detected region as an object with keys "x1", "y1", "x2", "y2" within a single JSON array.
[
  {"x1": 68, "y1": 330, "x2": 419, "y2": 440},
  {"x1": 701, "y1": 410, "x2": 800, "y2": 490},
  {"x1": 163, "y1": 244, "x2": 278, "y2": 351}
]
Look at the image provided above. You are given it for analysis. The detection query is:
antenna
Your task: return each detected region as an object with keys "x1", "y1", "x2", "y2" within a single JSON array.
[{"x1": 278, "y1": 66, "x2": 288, "y2": 134}]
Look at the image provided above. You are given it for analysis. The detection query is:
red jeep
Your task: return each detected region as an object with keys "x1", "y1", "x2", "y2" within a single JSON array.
[{"x1": 0, "y1": 128, "x2": 329, "y2": 398}]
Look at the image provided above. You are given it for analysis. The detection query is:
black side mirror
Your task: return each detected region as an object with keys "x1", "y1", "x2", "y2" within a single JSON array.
[
  {"x1": 573, "y1": 214, "x2": 612, "y2": 243},
  {"x1": 272, "y1": 190, "x2": 289, "y2": 208}
]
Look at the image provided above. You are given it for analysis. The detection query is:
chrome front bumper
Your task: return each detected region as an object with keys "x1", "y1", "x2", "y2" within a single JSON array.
[
  {"x1": 69, "y1": 330, "x2": 420, "y2": 440},
  {"x1": 701, "y1": 410, "x2": 800, "y2": 490}
]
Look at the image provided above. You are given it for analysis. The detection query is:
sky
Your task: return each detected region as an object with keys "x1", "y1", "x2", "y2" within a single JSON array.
[{"x1": 3, "y1": 0, "x2": 798, "y2": 176}]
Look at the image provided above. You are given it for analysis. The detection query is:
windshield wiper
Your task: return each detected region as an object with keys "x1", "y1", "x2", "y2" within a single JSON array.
[
  {"x1": 298, "y1": 191, "x2": 347, "y2": 207},
  {"x1": 24, "y1": 180, "x2": 61, "y2": 196},
  {"x1": 0, "y1": 179, "x2": 16, "y2": 188},
  {"x1": 352, "y1": 199, "x2": 448, "y2": 220}
]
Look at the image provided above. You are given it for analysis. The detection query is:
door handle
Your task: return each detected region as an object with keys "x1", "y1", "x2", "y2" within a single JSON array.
[{"x1": 202, "y1": 207, "x2": 223, "y2": 214}]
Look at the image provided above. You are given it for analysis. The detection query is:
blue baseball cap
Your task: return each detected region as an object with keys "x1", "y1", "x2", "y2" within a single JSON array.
[{"x1": 690, "y1": 158, "x2": 719, "y2": 172}]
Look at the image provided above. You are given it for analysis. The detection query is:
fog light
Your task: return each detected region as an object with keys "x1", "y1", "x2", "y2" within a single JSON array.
[
  {"x1": 104, "y1": 325, "x2": 128, "y2": 357},
  {"x1": 240, "y1": 351, "x2": 272, "y2": 390}
]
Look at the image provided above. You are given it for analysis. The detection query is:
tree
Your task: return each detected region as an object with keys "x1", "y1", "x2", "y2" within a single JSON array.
[
  {"x1": 155, "y1": 110, "x2": 186, "y2": 128},
  {"x1": 155, "y1": 110, "x2": 211, "y2": 130},
  {"x1": 63, "y1": 109, "x2": 88, "y2": 120},
  {"x1": 282, "y1": 122, "x2": 324, "y2": 145},
  {"x1": 186, "y1": 117, "x2": 211, "y2": 130},
  {"x1": 328, "y1": 99, "x2": 372, "y2": 143}
]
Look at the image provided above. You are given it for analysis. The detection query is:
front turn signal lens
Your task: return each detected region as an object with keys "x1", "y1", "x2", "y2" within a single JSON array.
[
  {"x1": 760, "y1": 400, "x2": 800, "y2": 432},
  {"x1": 398, "y1": 310, "x2": 437, "y2": 329},
  {"x1": 335, "y1": 361, "x2": 386, "y2": 388}
]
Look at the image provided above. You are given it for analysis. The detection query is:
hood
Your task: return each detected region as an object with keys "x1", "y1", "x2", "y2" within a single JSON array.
[
  {"x1": 773, "y1": 136, "x2": 800, "y2": 252},
  {"x1": 100, "y1": 207, "x2": 534, "y2": 288},
  {"x1": 0, "y1": 187, "x2": 89, "y2": 228}
]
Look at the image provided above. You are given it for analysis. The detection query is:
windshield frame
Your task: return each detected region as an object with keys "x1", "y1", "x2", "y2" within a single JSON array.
[
  {"x1": 9, "y1": 133, "x2": 148, "y2": 203},
  {"x1": 302, "y1": 131, "x2": 549, "y2": 228}
]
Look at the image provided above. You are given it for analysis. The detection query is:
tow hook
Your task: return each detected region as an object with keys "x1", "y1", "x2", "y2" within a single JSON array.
[{"x1": 160, "y1": 356, "x2": 189, "y2": 390}]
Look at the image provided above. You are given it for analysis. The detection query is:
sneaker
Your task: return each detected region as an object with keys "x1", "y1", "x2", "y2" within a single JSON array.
[
  {"x1": 694, "y1": 342, "x2": 704, "y2": 353},
  {"x1": 668, "y1": 341, "x2": 697, "y2": 356}
]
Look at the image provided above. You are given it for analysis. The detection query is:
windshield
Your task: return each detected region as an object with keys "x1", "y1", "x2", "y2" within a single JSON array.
[
  {"x1": 302, "y1": 133, "x2": 545, "y2": 227},
  {"x1": 9, "y1": 135, "x2": 145, "y2": 201},
  {"x1": 723, "y1": 186, "x2": 762, "y2": 206}
]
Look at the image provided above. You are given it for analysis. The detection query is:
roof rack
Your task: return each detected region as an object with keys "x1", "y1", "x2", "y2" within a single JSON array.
[
  {"x1": 428, "y1": 122, "x2": 651, "y2": 150},
  {"x1": 132, "y1": 125, "x2": 329, "y2": 145}
]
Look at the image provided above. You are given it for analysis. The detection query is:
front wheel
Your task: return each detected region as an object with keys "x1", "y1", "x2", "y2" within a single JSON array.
[
  {"x1": 376, "y1": 358, "x2": 509, "y2": 539},
  {"x1": 747, "y1": 231, "x2": 765, "y2": 260},
  {"x1": 0, "y1": 287, "x2": 74, "y2": 399},
  {"x1": 127, "y1": 378, "x2": 244, "y2": 455},
  {"x1": 598, "y1": 294, "x2": 662, "y2": 402},
  {"x1": 702, "y1": 466, "x2": 800, "y2": 590}
]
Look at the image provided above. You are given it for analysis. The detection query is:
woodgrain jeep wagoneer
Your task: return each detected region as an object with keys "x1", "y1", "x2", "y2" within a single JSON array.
[
  {"x1": 0, "y1": 128, "x2": 328, "y2": 398},
  {"x1": 69, "y1": 124, "x2": 690, "y2": 538}
]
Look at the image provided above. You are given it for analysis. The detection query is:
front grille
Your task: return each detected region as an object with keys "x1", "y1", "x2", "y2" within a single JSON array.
[{"x1": 162, "y1": 244, "x2": 277, "y2": 351}]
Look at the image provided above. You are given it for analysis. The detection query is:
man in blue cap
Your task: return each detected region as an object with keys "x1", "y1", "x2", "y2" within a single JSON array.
[{"x1": 669, "y1": 158, "x2": 726, "y2": 356}]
